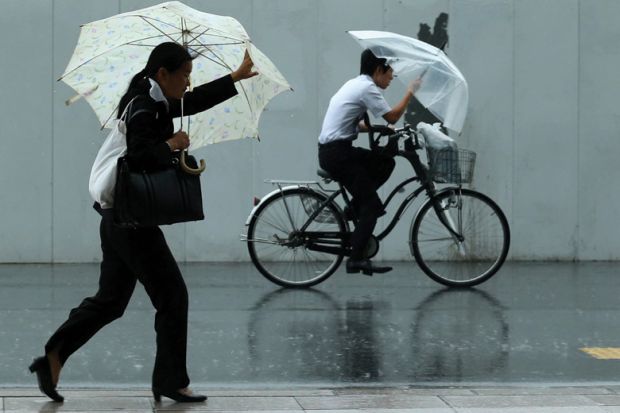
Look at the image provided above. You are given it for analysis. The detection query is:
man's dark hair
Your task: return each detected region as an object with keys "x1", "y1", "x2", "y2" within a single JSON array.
[{"x1": 360, "y1": 49, "x2": 390, "y2": 76}]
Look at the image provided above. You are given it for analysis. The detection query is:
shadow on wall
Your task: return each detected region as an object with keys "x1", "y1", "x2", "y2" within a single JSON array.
[{"x1": 405, "y1": 12, "x2": 449, "y2": 130}]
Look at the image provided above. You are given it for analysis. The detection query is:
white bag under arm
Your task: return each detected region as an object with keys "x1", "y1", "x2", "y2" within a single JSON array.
[{"x1": 88, "y1": 99, "x2": 136, "y2": 208}]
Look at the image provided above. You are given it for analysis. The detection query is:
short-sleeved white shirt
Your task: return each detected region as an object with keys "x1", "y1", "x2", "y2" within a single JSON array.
[{"x1": 318, "y1": 75, "x2": 391, "y2": 144}]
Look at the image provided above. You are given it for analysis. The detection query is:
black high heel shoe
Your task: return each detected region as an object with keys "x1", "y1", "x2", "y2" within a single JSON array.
[
  {"x1": 153, "y1": 388, "x2": 207, "y2": 403},
  {"x1": 28, "y1": 356, "x2": 64, "y2": 402}
]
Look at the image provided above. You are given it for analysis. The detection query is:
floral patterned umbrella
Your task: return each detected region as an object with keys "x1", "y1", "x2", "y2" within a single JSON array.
[{"x1": 59, "y1": 1, "x2": 291, "y2": 149}]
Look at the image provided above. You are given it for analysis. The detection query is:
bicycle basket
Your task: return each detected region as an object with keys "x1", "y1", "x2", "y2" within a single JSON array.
[
  {"x1": 427, "y1": 147, "x2": 476, "y2": 184},
  {"x1": 300, "y1": 194, "x2": 337, "y2": 224}
]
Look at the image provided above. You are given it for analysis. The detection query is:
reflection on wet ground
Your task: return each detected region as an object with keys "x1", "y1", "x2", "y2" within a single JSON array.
[{"x1": 2, "y1": 261, "x2": 620, "y2": 387}]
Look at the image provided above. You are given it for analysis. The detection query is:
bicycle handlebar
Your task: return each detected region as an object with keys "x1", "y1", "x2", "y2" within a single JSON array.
[{"x1": 367, "y1": 123, "x2": 423, "y2": 152}]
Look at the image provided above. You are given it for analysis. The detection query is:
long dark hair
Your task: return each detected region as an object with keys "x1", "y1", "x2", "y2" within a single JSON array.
[{"x1": 118, "y1": 42, "x2": 192, "y2": 117}]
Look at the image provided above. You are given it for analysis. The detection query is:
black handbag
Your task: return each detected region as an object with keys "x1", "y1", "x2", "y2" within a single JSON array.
[{"x1": 113, "y1": 153, "x2": 204, "y2": 227}]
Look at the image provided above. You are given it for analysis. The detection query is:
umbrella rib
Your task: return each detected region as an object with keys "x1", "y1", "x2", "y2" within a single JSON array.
[
  {"x1": 190, "y1": 48, "x2": 231, "y2": 71},
  {"x1": 191, "y1": 40, "x2": 255, "y2": 118},
  {"x1": 184, "y1": 26, "x2": 246, "y2": 47},
  {"x1": 125, "y1": 32, "x2": 183, "y2": 45},
  {"x1": 235, "y1": 80, "x2": 256, "y2": 123},
  {"x1": 60, "y1": 24, "x2": 181, "y2": 79},
  {"x1": 189, "y1": 41, "x2": 244, "y2": 46},
  {"x1": 139, "y1": 16, "x2": 181, "y2": 44}
]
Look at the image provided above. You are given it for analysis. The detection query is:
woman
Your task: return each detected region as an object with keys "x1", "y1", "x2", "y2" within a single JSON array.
[{"x1": 29, "y1": 42, "x2": 258, "y2": 403}]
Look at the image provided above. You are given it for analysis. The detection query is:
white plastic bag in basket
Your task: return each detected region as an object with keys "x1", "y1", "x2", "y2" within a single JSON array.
[{"x1": 416, "y1": 122, "x2": 456, "y2": 150}]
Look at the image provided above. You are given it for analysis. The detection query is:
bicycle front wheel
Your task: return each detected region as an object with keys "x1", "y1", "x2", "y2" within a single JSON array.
[
  {"x1": 247, "y1": 188, "x2": 347, "y2": 288},
  {"x1": 410, "y1": 188, "x2": 510, "y2": 287}
]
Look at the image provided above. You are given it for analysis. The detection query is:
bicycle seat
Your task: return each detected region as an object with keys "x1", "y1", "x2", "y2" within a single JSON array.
[{"x1": 316, "y1": 168, "x2": 333, "y2": 180}]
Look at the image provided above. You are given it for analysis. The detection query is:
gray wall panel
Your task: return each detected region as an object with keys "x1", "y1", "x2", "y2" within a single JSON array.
[
  {"x1": 0, "y1": 1, "x2": 53, "y2": 262},
  {"x1": 578, "y1": 0, "x2": 620, "y2": 259},
  {"x1": 451, "y1": 0, "x2": 514, "y2": 258},
  {"x1": 251, "y1": 0, "x2": 319, "y2": 195},
  {"x1": 513, "y1": 0, "x2": 579, "y2": 259},
  {"x1": 52, "y1": 1, "x2": 121, "y2": 262},
  {"x1": 382, "y1": 0, "x2": 450, "y2": 260},
  {"x1": 184, "y1": 0, "x2": 254, "y2": 261}
]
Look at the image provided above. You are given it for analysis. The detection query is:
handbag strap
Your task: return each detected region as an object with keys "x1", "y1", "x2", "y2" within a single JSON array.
[{"x1": 120, "y1": 96, "x2": 140, "y2": 123}]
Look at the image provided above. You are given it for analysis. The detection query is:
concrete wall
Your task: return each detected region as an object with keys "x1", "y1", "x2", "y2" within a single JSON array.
[{"x1": 0, "y1": 0, "x2": 618, "y2": 262}]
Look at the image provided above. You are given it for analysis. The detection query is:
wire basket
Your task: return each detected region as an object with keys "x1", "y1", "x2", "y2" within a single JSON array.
[{"x1": 427, "y1": 147, "x2": 476, "y2": 184}]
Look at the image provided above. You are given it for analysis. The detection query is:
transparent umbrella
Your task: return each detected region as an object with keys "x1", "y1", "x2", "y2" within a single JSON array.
[
  {"x1": 348, "y1": 30, "x2": 468, "y2": 133},
  {"x1": 60, "y1": 1, "x2": 291, "y2": 150}
]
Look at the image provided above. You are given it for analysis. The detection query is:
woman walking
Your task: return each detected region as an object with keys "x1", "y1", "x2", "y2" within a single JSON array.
[{"x1": 29, "y1": 42, "x2": 257, "y2": 403}]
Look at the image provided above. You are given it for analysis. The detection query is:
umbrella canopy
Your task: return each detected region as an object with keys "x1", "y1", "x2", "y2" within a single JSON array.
[
  {"x1": 348, "y1": 30, "x2": 468, "y2": 133},
  {"x1": 60, "y1": 1, "x2": 291, "y2": 149}
]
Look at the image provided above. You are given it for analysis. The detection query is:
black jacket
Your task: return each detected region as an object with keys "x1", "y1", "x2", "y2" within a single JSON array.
[
  {"x1": 94, "y1": 74, "x2": 238, "y2": 217},
  {"x1": 120, "y1": 75, "x2": 238, "y2": 171}
]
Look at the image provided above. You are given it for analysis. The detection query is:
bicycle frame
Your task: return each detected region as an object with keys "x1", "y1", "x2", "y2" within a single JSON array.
[{"x1": 259, "y1": 134, "x2": 465, "y2": 257}]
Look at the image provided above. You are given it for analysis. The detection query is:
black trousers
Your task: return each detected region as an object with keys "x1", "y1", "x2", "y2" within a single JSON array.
[
  {"x1": 318, "y1": 141, "x2": 395, "y2": 260},
  {"x1": 45, "y1": 218, "x2": 189, "y2": 391}
]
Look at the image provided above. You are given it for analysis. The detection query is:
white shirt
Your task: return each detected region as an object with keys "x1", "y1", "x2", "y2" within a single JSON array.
[
  {"x1": 318, "y1": 75, "x2": 391, "y2": 144},
  {"x1": 148, "y1": 78, "x2": 169, "y2": 110}
]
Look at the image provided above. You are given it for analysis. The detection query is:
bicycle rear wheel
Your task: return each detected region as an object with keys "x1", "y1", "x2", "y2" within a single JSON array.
[
  {"x1": 410, "y1": 188, "x2": 510, "y2": 287},
  {"x1": 247, "y1": 188, "x2": 347, "y2": 288}
]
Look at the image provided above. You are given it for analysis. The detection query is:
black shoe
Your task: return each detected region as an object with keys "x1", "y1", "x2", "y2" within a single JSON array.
[
  {"x1": 28, "y1": 356, "x2": 64, "y2": 402},
  {"x1": 346, "y1": 259, "x2": 392, "y2": 276},
  {"x1": 153, "y1": 388, "x2": 207, "y2": 403}
]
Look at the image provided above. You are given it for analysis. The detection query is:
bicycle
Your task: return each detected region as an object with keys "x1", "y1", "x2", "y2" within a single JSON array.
[{"x1": 241, "y1": 123, "x2": 510, "y2": 288}]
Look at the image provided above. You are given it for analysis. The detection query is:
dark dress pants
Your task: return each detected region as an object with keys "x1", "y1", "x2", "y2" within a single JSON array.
[
  {"x1": 45, "y1": 218, "x2": 190, "y2": 391},
  {"x1": 318, "y1": 141, "x2": 395, "y2": 260}
]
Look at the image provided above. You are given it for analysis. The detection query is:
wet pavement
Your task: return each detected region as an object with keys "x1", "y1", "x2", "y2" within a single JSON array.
[{"x1": 2, "y1": 262, "x2": 620, "y2": 411}]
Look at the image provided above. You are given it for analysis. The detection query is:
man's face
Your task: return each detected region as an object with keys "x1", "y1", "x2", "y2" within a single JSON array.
[{"x1": 373, "y1": 66, "x2": 394, "y2": 89}]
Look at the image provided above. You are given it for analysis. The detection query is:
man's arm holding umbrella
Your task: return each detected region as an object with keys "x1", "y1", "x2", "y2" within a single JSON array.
[
  {"x1": 169, "y1": 51, "x2": 259, "y2": 117},
  {"x1": 358, "y1": 78, "x2": 422, "y2": 132}
]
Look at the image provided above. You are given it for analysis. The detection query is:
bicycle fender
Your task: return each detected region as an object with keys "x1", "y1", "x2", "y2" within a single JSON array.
[{"x1": 244, "y1": 185, "x2": 315, "y2": 225}]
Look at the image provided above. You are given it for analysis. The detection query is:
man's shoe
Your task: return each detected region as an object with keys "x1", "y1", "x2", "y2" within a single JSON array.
[{"x1": 346, "y1": 259, "x2": 392, "y2": 276}]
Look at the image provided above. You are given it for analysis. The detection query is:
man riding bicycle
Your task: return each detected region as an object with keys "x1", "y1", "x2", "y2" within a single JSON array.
[{"x1": 318, "y1": 49, "x2": 421, "y2": 275}]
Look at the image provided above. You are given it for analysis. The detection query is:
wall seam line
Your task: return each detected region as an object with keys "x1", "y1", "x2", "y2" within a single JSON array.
[
  {"x1": 51, "y1": 0, "x2": 56, "y2": 263},
  {"x1": 512, "y1": 0, "x2": 516, "y2": 260},
  {"x1": 576, "y1": 0, "x2": 581, "y2": 261}
]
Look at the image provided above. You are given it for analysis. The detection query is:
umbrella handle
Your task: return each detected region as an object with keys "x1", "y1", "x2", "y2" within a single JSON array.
[{"x1": 180, "y1": 150, "x2": 206, "y2": 175}]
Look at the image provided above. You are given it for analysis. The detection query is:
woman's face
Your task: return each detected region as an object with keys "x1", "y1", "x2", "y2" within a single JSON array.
[{"x1": 158, "y1": 60, "x2": 192, "y2": 99}]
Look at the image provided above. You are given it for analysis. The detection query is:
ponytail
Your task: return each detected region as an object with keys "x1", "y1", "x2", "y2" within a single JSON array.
[{"x1": 128, "y1": 68, "x2": 148, "y2": 90}]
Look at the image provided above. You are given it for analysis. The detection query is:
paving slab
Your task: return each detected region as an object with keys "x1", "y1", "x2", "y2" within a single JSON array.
[
  {"x1": 453, "y1": 408, "x2": 609, "y2": 413},
  {"x1": 443, "y1": 395, "x2": 595, "y2": 409},
  {"x1": 3, "y1": 396, "x2": 152, "y2": 411},
  {"x1": 472, "y1": 386, "x2": 614, "y2": 396},
  {"x1": 296, "y1": 394, "x2": 449, "y2": 410},
  {"x1": 309, "y1": 410, "x2": 456, "y2": 413},
  {"x1": 155, "y1": 396, "x2": 302, "y2": 411},
  {"x1": 586, "y1": 395, "x2": 620, "y2": 405}
]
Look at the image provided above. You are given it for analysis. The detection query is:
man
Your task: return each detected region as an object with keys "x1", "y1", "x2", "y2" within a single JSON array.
[{"x1": 318, "y1": 49, "x2": 421, "y2": 275}]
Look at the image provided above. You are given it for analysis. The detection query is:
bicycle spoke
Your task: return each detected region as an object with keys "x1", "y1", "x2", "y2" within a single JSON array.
[
  {"x1": 412, "y1": 190, "x2": 509, "y2": 286},
  {"x1": 248, "y1": 190, "x2": 345, "y2": 287}
]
